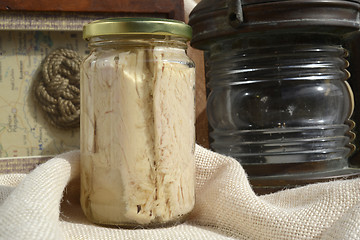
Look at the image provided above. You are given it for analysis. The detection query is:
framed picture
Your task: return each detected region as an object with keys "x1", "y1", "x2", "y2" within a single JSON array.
[{"x1": 0, "y1": 1, "x2": 186, "y2": 172}]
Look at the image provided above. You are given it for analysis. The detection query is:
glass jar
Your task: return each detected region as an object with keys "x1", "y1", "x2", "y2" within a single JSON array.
[{"x1": 80, "y1": 18, "x2": 196, "y2": 227}]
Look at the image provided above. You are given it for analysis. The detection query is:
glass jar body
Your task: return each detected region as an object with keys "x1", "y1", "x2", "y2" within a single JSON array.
[
  {"x1": 80, "y1": 35, "x2": 196, "y2": 227},
  {"x1": 207, "y1": 34, "x2": 354, "y2": 167}
]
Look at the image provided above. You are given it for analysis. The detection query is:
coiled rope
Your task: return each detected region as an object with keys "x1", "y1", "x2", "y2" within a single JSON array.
[{"x1": 34, "y1": 49, "x2": 81, "y2": 129}]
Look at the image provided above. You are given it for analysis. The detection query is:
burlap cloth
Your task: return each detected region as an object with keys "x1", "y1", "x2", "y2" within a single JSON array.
[{"x1": 0, "y1": 144, "x2": 360, "y2": 239}]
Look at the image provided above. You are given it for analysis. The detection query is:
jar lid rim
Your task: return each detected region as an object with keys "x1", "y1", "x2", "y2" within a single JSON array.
[{"x1": 83, "y1": 17, "x2": 192, "y2": 40}]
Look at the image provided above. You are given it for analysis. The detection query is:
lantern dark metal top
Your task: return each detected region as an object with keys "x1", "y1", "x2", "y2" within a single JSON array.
[{"x1": 190, "y1": 0, "x2": 360, "y2": 49}]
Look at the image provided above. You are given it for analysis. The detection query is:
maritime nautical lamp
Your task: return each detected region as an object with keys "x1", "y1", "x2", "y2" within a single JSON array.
[{"x1": 189, "y1": 0, "x2": 360, "y2": 194}]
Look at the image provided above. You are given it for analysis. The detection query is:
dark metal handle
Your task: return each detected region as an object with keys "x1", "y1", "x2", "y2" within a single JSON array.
[{"x1": 227, "y1": 0, "x2": 243, "y2": 28}]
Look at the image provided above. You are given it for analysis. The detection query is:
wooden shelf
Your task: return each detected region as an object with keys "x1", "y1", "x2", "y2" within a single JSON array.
[{"x1": 0, "y1": 0, "x2": 185, "y2": 20}]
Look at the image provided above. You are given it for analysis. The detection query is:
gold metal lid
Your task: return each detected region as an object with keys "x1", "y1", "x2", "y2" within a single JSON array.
[{"x1": 83, "y1": 17, "x2": 192, "y2": 40}]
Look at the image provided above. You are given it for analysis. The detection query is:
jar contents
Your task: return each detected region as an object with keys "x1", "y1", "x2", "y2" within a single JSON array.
[{"x1": 80, "y1": 45, "x2": 196, "y2": 226}]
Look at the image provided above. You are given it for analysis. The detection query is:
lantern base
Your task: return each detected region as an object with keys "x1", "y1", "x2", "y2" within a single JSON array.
[{"x1": 248, "y1": 167, "x2": 360, "y2": 195}]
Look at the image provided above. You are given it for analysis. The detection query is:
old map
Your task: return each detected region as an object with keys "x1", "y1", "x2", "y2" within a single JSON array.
[{"x1": 0, "y1": 30, "x2": 87, "y2": 158}]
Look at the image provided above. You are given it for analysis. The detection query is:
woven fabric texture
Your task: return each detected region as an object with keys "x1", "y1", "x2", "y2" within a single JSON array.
[{"x1": 0, "y1": 145, "x2": 360, "y2": 240}]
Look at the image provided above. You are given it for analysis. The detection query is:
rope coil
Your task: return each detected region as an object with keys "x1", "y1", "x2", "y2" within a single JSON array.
[{"x1": 34, "y1": 49, "x2": 81, "y2": 129}]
